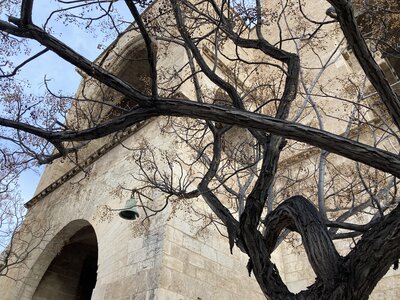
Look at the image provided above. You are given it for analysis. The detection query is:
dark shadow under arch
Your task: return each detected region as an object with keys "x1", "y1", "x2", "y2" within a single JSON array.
[
  {"x1": 32, "y1": 224, "x2": 98, "y2": 300},
  {"x1": 18, "y1": 220, "x2": 98, "y2": 300}
]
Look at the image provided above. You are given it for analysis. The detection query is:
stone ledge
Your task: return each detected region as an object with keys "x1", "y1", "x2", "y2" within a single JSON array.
[{"x1": 25, "y1": 121, "x2": 149, "y2": 209}]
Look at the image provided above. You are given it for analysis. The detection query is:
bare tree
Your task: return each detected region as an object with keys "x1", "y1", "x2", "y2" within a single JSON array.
[
  {"x1": 1, "y1": 0, "x2": 400, "y2": 298},
  {"x1": 0, "y1": 151, "x2": 51, "y2": 278}
]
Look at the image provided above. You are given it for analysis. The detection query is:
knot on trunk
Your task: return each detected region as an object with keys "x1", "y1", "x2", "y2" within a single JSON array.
[{"x1": 263, "y1": 196, "x2": 342, "y2": 282}]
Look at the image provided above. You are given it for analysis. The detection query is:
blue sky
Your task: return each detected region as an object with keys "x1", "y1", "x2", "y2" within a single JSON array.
[
  {"x1": 16, "y1": 4, "x2": 103, "y2": 201},
  {"x1": 2, "y1": 1, "x2": 131, "y2": 202},
  {"x1": 3, "y1": 1, "x2": 256, "y2": 202}
]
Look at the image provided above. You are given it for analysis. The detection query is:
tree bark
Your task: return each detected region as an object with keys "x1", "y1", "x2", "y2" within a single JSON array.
[{"x1": 257, "y1": 196, "x2": 400, "y2": 300}]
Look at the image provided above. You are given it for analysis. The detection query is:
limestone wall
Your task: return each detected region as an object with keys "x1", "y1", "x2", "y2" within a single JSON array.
[
  {"x1": 2, "y1": 1, "x2": 399, "y2": 298},
  {"x1": 0, "y1": 120, "x2": 264, "y2": 300},
  {"x1": 2, "y1": 107, "x2": 399, "y2": 300},
  {"x1": 160, "y1": 201, "x2": 264, "y2": 300}
]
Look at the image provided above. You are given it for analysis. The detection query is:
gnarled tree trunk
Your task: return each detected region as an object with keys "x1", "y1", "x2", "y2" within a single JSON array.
[{"x1": 241, "y1": 196, "x2": 400, "y2": 299}]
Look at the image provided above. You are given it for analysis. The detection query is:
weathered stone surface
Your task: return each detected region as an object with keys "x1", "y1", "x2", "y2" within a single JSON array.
[{"x1": 0, "y1": 2, "x2": 399, "y2": 299}]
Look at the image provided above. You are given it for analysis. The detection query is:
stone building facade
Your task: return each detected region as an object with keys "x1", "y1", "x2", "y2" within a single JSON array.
[
  {"x1": 0, "y1": 119, "x2": 264, "y2": 299},
  {"x1": 1, "y1": 0, "x2": 400, "y2": 299}
]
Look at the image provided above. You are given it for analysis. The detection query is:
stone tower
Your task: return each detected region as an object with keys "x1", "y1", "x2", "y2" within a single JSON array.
[
  {"x1": 1, "y1": 1, "x2": 400, "y2": 299},
  {"x1": 0, "y1": 21, "x2": 267, "y2": 299}
]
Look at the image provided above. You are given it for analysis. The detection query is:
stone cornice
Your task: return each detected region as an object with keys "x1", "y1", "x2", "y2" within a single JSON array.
[{"x1": 24, "y1": 121, "x2": 149, "y2": 209}]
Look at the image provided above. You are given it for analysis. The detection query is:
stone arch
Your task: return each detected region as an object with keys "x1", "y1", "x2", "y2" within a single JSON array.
[
  {"x1": 32, "y1": 34, "x2": 157, "y2": 195},
  {"x1": 18, "y1": 219, "x2": 98, "y2": 300}
]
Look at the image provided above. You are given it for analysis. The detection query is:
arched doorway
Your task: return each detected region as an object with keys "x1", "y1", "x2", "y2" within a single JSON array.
[{"x1": 32, "y1": 225, "x2": 98, "y2": 300}]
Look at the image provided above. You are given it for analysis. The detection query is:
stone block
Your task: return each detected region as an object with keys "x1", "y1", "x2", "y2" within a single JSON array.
[
  {"x1": 160, "y1": 267, "x2": 173, "y2": 288},
  {"x1": 172, "y1": 229, "x2": 184, "y2": 245},
  {"x1": 216, "y1": 252, "x2": 234, "y2": 269},
  {"x1": 286, "y1": 260, "x2": 306, "y2": 272},
  {"x1": 128, "y1": 238, "x2": 144, "y2": 252},
  {"x1": 138, "y1": 259, "x2": 155, "y2": 272},
  {"x1": 203, "y1": 259, "x2": 220, "y2": 274},
  {"x1": 163, "y1": 255, "x2": 184, "y2": 272},
  {"x1": 285, "y1": 270, "x2": 304, "y2": 283},
  {"x1": 171, "y1": 217, "x2": 195, "y2": 236},
  {"x1": 154, "y1": 288, "x2": 185, "y2": 300},
  {"x1": 188, "y1": 253, "x2": 205, "y2": 269},
  {"x1": 286, "y1": 279, "x2": 308, "y2": 293},
  {"x1": 182, "y1": 235, "x2": 202, "y2": 254},
  {"x1": 130, "y1": 291, "x2": 147, "y2": 300},
  {"x1": 142, "y1": 230, "x2": 164, "y2": 249},
  {"x1": 168, "y1": 242, "x2": 189, "y2": 262},
  {"x1": 128, "y1": 249, "x2": 148, "y2": 264},
  {"x1": 163, "y1": 240, "x2": 172, "y2": 255},
  {"x1": 195, "y1": 267, "x2": 217, "y2": 283},
  {"x1": 200, "y1": 244, "x2": 217, "y2": 262},
  {"x1": 184, "y1": 262, "x2": 198, "y2": 278}
]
